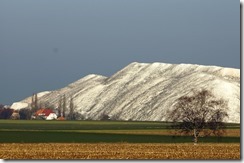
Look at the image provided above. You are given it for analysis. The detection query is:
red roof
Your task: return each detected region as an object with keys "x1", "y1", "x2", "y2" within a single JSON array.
[{"x1": 35, "y1": 108, "x2": 54, "y2": 116}]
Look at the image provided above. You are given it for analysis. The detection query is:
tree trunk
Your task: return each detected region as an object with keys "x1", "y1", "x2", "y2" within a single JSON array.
[{"x1": 193, "y1": 129, "x2": 198, "y2": 145}]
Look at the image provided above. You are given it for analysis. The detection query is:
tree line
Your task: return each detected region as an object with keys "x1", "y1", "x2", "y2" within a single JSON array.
[{"x1": 0, "y1": 93, "x2": 83, "y2": 120}]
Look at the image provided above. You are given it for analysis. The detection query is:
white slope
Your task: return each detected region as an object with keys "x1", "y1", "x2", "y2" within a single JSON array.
[
  {"x1": 12, "y1": 62, "x2": 240, "y2": 123},
  {"x1": 10, "y1": 102, "x2": 29, "y2": 111},
  {"x1": 11, "y1": 91, "x2": 51, "y2": 110}
]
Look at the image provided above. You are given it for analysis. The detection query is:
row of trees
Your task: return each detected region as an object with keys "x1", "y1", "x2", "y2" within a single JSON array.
[
  {"x1": 57, "y1": 95, "x2": 82, "y2": 120},
  {"x1": 0, "y1": 93, "x2": 82, "y2": 120}
]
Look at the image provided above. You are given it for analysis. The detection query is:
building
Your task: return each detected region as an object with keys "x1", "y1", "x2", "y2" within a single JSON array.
[{"x1": 34, "y1": 108, "x2": 57, "y2": 120}]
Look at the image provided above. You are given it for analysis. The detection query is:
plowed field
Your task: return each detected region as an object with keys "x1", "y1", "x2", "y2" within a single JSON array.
[{"x1": 0, "y1": 143, "x2": 240, "y2": 159}]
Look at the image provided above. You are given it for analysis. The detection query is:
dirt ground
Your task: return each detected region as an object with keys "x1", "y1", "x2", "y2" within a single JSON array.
[{"x1": 0, "y1": 143, "x2": 240, "y2": 160}]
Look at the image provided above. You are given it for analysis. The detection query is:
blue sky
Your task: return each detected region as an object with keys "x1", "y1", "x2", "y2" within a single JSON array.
[{"x1": 0, "y1": 0, "x2": 240, "y2": 105}]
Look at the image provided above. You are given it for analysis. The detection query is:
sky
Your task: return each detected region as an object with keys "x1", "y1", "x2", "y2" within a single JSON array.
[{"x1": 0, "y1": 0, "x2": 240, "y2": 105}]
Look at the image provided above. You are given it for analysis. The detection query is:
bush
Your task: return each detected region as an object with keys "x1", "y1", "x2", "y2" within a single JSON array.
[
  {"x1": 0, "y1": 108, "x2": 14, "y2": 119},
  {"x1": 99, "y1": 113, "x2": 110, "y2": 121},
  {"x1": 19, "y1": 108, "x2": 32, "y2": 120},
  {"x1": 66, "y1": 112, "x2": 84, "y2": 120}
]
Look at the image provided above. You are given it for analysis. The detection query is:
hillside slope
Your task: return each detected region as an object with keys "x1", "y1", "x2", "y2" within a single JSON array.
[{"x1": 11, "y1": 62, "x2": 240, "y2": 123}]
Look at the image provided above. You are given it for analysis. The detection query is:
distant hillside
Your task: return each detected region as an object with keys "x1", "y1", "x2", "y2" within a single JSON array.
[{"x1": 11, "y1": 62, "x2": 240, "y2": 123}]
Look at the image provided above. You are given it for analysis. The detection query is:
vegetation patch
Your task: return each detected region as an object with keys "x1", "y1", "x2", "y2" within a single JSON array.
[{"x1": 0, "y1": 120, "x2": 240, "y2": 143}]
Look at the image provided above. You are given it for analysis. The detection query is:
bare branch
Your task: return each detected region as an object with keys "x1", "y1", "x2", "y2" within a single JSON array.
[{"x1": 166, "y1": 89, "x2": 229, "y2": 144}]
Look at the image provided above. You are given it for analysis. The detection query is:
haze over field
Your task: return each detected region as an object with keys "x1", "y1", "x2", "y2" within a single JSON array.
[{"x1": 11, "y1": 62, "x2": 240, "y2": 123}]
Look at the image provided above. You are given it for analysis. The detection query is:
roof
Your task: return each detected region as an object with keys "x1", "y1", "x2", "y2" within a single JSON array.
[{"x1": 35, "y1": 108, "x2": 54, "y2": 116}]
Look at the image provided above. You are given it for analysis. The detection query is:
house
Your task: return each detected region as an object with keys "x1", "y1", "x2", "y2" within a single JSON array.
[{"x1": 34, "y1": 108, "x2": 57, "y2": 120}]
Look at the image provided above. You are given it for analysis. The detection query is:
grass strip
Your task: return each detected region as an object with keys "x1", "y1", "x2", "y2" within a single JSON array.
[{"x1": 0, "y1": 131, "x2": 240, "y2": 143}]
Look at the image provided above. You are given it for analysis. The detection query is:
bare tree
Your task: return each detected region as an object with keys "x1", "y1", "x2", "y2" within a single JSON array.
[
  {"x1": 58, "y1": 97, "x2": 62, "y2": 117},
  {"x1": 34, "y1": 93, "x2": 38, "y2": 109},
  {"x1": 62, "y1": 95, "x2": 67, "y2": 117},
  {"x1": 166, "y1": 89, "x2": 228, "y2": 144},
  {"x1": 31, "y1": 93, "x2": 39, "y2": 113},
  {"x1": 69, "y1": 96, "x2": 74, "y2": 115},
  {"x1": 67, "y1": 96, "x2": 75, "y2": 120},
  {"x1": 31, "y1": 94, "x2": 34, "y2": 108}
]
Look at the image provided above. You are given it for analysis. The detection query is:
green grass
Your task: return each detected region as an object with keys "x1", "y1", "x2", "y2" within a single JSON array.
[
  {"x1": 0, "y1": 131, "x2": 239, "y2": 143},
  {"x1": 0, "y1": 120, "x2": 240, "y2": 143},
  {"x1": 0, "y1": 120, "x2": 171, "y2": 130}
]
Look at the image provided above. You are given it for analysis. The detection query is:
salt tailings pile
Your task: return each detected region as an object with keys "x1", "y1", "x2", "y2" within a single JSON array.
[{"x1": 11, "y1": 62, "x2": 240, "y2": 123}]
